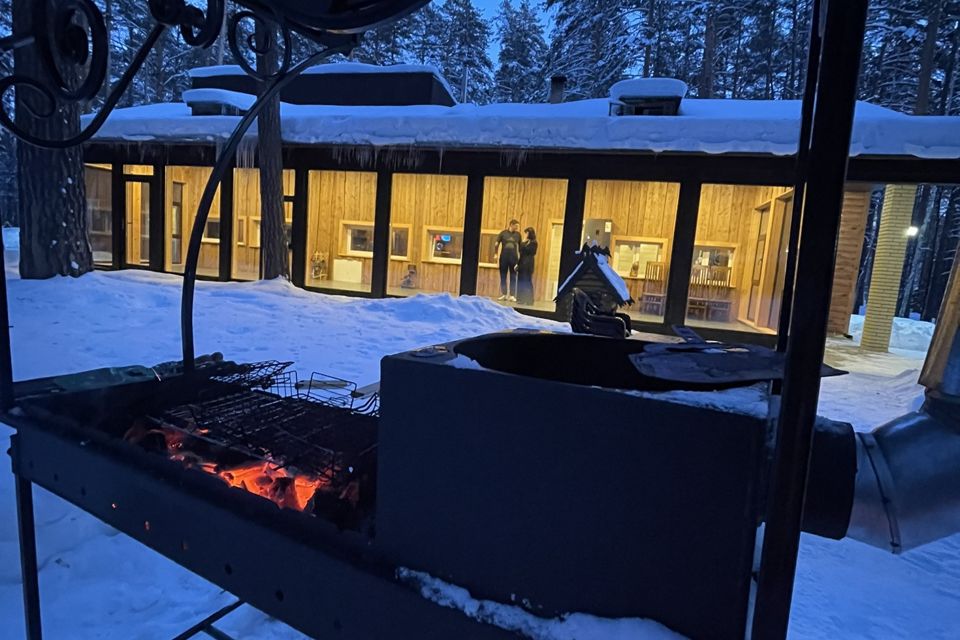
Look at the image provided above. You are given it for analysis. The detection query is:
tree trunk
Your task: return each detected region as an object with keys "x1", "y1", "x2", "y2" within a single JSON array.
[
  {"x1": 915, "y1": 0, "x2": 944, "y2": 116},
  {"x1": 13, "y1": 0, "x2": 93, "y2": 278},
  {"x1": 256, "y1": 20, "x2": 288, "y2": 280}
]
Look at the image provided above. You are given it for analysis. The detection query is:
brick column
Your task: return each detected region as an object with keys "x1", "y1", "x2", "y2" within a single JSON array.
[{"x1": 860, "y1": 184, "x2": 917, "y2": 352}]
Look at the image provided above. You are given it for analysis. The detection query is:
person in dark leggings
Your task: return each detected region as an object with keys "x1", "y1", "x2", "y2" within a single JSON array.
[
  {"x1": 494, "y1": 219, "x2": 521, "y2": 301},
  {"x1": 516, "y1": 227, "x2": 538, "y2": 305}
]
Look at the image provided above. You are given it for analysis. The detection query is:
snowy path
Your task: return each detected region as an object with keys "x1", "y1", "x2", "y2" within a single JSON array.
[{"x1": 0, "y1": 269, "x2": 958, "y2": 639}]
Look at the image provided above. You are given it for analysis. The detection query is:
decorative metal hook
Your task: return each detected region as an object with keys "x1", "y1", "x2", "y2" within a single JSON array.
[{"x1": 228, "y1": 9, "x2": 294, "y2": 81}]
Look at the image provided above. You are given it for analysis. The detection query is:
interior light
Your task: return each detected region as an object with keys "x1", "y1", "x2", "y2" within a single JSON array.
[{"x1": 906, "y1": 226, "x2": 920, "y2": 237}]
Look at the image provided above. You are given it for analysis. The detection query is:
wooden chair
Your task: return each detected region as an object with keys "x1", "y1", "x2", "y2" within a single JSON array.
[
  {"x1": 687, "y1": 265, "x2": 710, "y2": 320},
  {"x1": 706, "y1": 266, "x2": 734, "y2": 322},
  {"x1": 640, "y1": 262, "x2": 666, "y2": 316},
  {"x1": 570, "y1": 288, "x2": 631, "y2": 338}
]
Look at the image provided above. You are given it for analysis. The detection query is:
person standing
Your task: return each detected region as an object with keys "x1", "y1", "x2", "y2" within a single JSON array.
[
  {"x1": 516, "y1": 227, "x2": 538, "y2": 305},
  {"x1": 494, "y1": 219, "x2": 521, "y2": 301}
]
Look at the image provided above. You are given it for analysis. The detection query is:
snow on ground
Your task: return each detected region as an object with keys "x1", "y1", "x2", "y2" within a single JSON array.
[{"x1": 0, "y1": 246, "x2": 958, "y2": 638}]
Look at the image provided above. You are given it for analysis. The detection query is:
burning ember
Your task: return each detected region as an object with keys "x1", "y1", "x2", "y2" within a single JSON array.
[
  {"x1": 124, "y1": 421, "x2": 332, "y2": 513},
  {"x1": 198, "y1": 460, "x2": 325, "y2": 511}
]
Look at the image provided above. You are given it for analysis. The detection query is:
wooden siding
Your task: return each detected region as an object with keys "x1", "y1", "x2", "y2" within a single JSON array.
[
  {"x1": 304, "y1": 169, "x2": 378, "y2": 290},
  {"x1": 164, "y1": 166, "x2": 221, "y2": 276},
  {"x1": 477, "y1": 177, "x2": 568, "y2": 302},
  {"x1": 584, "y1": 180, "x2": 680, "y2": 305},
  {"x1": 232, "y1": 168, "x2": 296, "y2": 281},
  {"x1": 828, "y1": 188, "x2": 872, "y2": 334},
  {"x1": 388, "y1": 173, "x2": 468, "y2": 295}
]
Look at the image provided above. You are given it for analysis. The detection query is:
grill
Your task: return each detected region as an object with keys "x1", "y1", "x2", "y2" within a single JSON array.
[
  {"x1": 6, "y1": 355, "x2": 517, "y2": 640},
  {"x1": 151, "y1": 362, "x2": 378, "y2": 484}
]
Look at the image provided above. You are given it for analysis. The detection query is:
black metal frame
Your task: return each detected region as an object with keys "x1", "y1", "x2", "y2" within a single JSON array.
[
  {"x1": 752, "y1": 0, "x2": 871, "y2": 637},
  {"x1": 6, "y1": 416, "x2": 515, "y2": 640},
  {"x1": 0, "y1": 0, "x2": 951, "y2": 637}
]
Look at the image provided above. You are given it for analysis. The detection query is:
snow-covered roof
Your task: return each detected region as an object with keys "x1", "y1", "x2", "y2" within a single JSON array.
[
  {"x1": 188, "y1": 62, "x2": 458, "y2": 104},
  {"x1": 84, "y1": 95, "x2": 960, "y2": 159},
  {"x1": 609, "y1": 78, "x2": 688, "y2": 100}
]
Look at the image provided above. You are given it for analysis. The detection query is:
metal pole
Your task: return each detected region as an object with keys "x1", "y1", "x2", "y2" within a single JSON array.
[
  {"x1": 776, "y1": 0, "x2": 824, "y2": 352},
  {"x1": 0, "y1": 252, "x2": 14, "y2": 410},
  {"x1": 15, "y1": 470, "x2": 43, "y2": 640},
  {"x1": 752, "y1": 0, "x2": 870, "y2": 638},
  {"x1": 180, "y1": 43, "x2": 351, "y2": 371}
]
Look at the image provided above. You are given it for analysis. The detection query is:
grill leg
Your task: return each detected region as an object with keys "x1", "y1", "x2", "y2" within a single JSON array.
[
  {"x1": 15, "y1": 474, "x2": 43, "y2": 640},
  {"x1": 171, "y1": 599, "x2": 243, "y2": 640}
]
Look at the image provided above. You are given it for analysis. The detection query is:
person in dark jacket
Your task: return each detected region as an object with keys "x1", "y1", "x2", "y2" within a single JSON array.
[
  {"x1": 494, "y1": 219, "x2": 521, "y2": 301},
  {"x1": 516, "y1": 227, "x2": 538, "y2": 305}
]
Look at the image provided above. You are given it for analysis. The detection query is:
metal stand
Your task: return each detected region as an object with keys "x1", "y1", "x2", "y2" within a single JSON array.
[
  {"x1": 171, "y1": 599, "x2": 243, "y2": 640},
  {"x1": 15, "y1": 470, "x2": 42, "y2": 640},
  {"x1": 752, "y1": 0, "x2": 870, "y2": 638}
]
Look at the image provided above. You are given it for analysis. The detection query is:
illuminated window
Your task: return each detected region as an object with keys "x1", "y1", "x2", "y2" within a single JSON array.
[
  {"x1": 202, "y1": 218, "x2": 221, "y2": 243},
  {"x1": 390, "y1": 226, "x2": 410, "y2": 260},
  {"x1": 340, "y1": 221, "x2": 375, "y2": 256},
  {"x1": 479, "y1": 230, "x2": 501, "y2": 267},
  {"x1": 610, "y1": 237, "x2": 667, "y2": 278},
  {"x1": 426, "y1": 228, "x2": 463, "y2": 263},
  {"x1": 249, "y1": 218, "x2": 261, "y2": 248}
]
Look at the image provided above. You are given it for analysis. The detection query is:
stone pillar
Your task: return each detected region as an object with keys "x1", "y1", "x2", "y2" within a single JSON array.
[{"x1": 860, "y1": 184, "x2": 918, "y2": 352}]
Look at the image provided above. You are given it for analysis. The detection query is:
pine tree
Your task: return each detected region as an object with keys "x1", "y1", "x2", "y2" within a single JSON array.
[
  {"x1": 439, "y1": 0, "x2": 494, "y2": 103},
  {"x1": 493, "y1": 0, "x2": 547, "y2": 102},
  {"x1": 406, "y1": 4, "x2": 447, "y2": 68},
  {"x1": 353, "y1": 18, "x2": 412, "y2": 65},
  {"x1": 545, "y1": 0, "x2": 638, "y2": 100}
]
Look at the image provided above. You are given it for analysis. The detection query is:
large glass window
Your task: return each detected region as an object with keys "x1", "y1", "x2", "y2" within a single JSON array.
[
  {"x1": 686, "y1": 184, "x2": 793, "y2": 334},
  {"x1": 478, "y1": 177, "x2": 568, "y2": 309},
  {"x1": 165, "y1": 166, "x2": 221, "y2": 277},
  {"x1": 388, "y1": 174, "x2": 468, "y2": 297},
  {"x1": 124, "y1": 179, "x2": 150, "y2": 267},
  {"x1": 84, "y1": 164, "x2": 113, "y2": 266},
  {"x1": 234, "y1": 168, "x2": 295, "y2": 281},
  {"x1": 582, "y1": 180, "x2": 680, "y2": 321},
  {"x1": 303, "y1": 170, "x2": 377, "y2": 292}
]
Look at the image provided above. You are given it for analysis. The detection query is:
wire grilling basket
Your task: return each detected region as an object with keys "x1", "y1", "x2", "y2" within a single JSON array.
[{"x1": 152, "y1": 361, "x2": 379, "y2": 487}]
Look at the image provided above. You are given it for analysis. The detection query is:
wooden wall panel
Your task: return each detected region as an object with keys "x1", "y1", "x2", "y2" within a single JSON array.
[
  {"x1": 388, "y1": 173, "x2": 468, "y2": 294},
  {"x1": 304, "y1": 169, "x2": 377, "y2": 289},
  {"x1": 827, "y1": 188, "x2": 872, "y2": 334},
  {"x1": 477, "y1": 177, "x2": 568, "y2": 301},
  {"x1": 582, "y1": 179, "x2": 680, "y2": 304},
  {"x1": 696, "y1": 184, "x2": 791, "y2": 329},
  {"x1": 165, "y1": 166, "x2": 221, "y2": 276},
  {"x1": 228, "y1": 169, "x2": 298, "y2": 280}
]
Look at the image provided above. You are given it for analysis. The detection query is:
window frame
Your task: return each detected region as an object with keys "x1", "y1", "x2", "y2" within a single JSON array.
[
  {"x1": 201, "y1": 217, "x2": 221, "y2": 244},
  {"x1": 338, "y1": 219, "x2": 376, "y2": 258},
  {"x1": 423, "y1": 225, "x2": 465, "y2": 265},
  {"x1": 609, "y1": 235, "x2": 670, "y2": 278},
  {"x1": 478, "y1": 228, "x2": 505, "y2": 268}
]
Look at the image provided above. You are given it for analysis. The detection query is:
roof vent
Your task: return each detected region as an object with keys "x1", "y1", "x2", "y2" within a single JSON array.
[{"x1": 609, "y1": 78, "x2": 687, "y2": 116}]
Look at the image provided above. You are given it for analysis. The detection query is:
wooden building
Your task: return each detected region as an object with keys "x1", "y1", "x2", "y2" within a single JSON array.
[{"x1": 80, "y1": 64, "x2": 960, "y2": 345}]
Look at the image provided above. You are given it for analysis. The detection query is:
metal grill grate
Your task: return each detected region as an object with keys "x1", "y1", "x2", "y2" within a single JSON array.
[{"x1": 152, "y1": 362, "x2": 378, "y2": 487}]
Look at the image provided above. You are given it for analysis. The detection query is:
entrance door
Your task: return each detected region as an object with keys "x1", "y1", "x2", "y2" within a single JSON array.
[
  {"x1": 547, "y1": 222, "x2": 564, "y2": 300},
  {"x1": 747, "y1": 206, "x2": 769, "y2": 322},
  {"x1": 125, "y1": 180, "x2": 151, "y2": 267}
]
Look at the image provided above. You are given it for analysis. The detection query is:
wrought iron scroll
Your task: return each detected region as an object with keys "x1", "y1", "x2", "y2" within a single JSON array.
[
  {"x1": 0, "y1": 0, "x2": 225, "y2": 149},
  {"x1": 0, "y1": 0, "x2": 433, "y2": 375}
]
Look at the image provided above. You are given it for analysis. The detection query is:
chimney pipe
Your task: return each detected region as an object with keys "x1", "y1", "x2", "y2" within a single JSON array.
[
  {"x1": 549, "y1": 75, "x2": 566, "y2": 104},
  {"x1": 842, "y1": 255, "x2": 960, "y2": 553}
]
